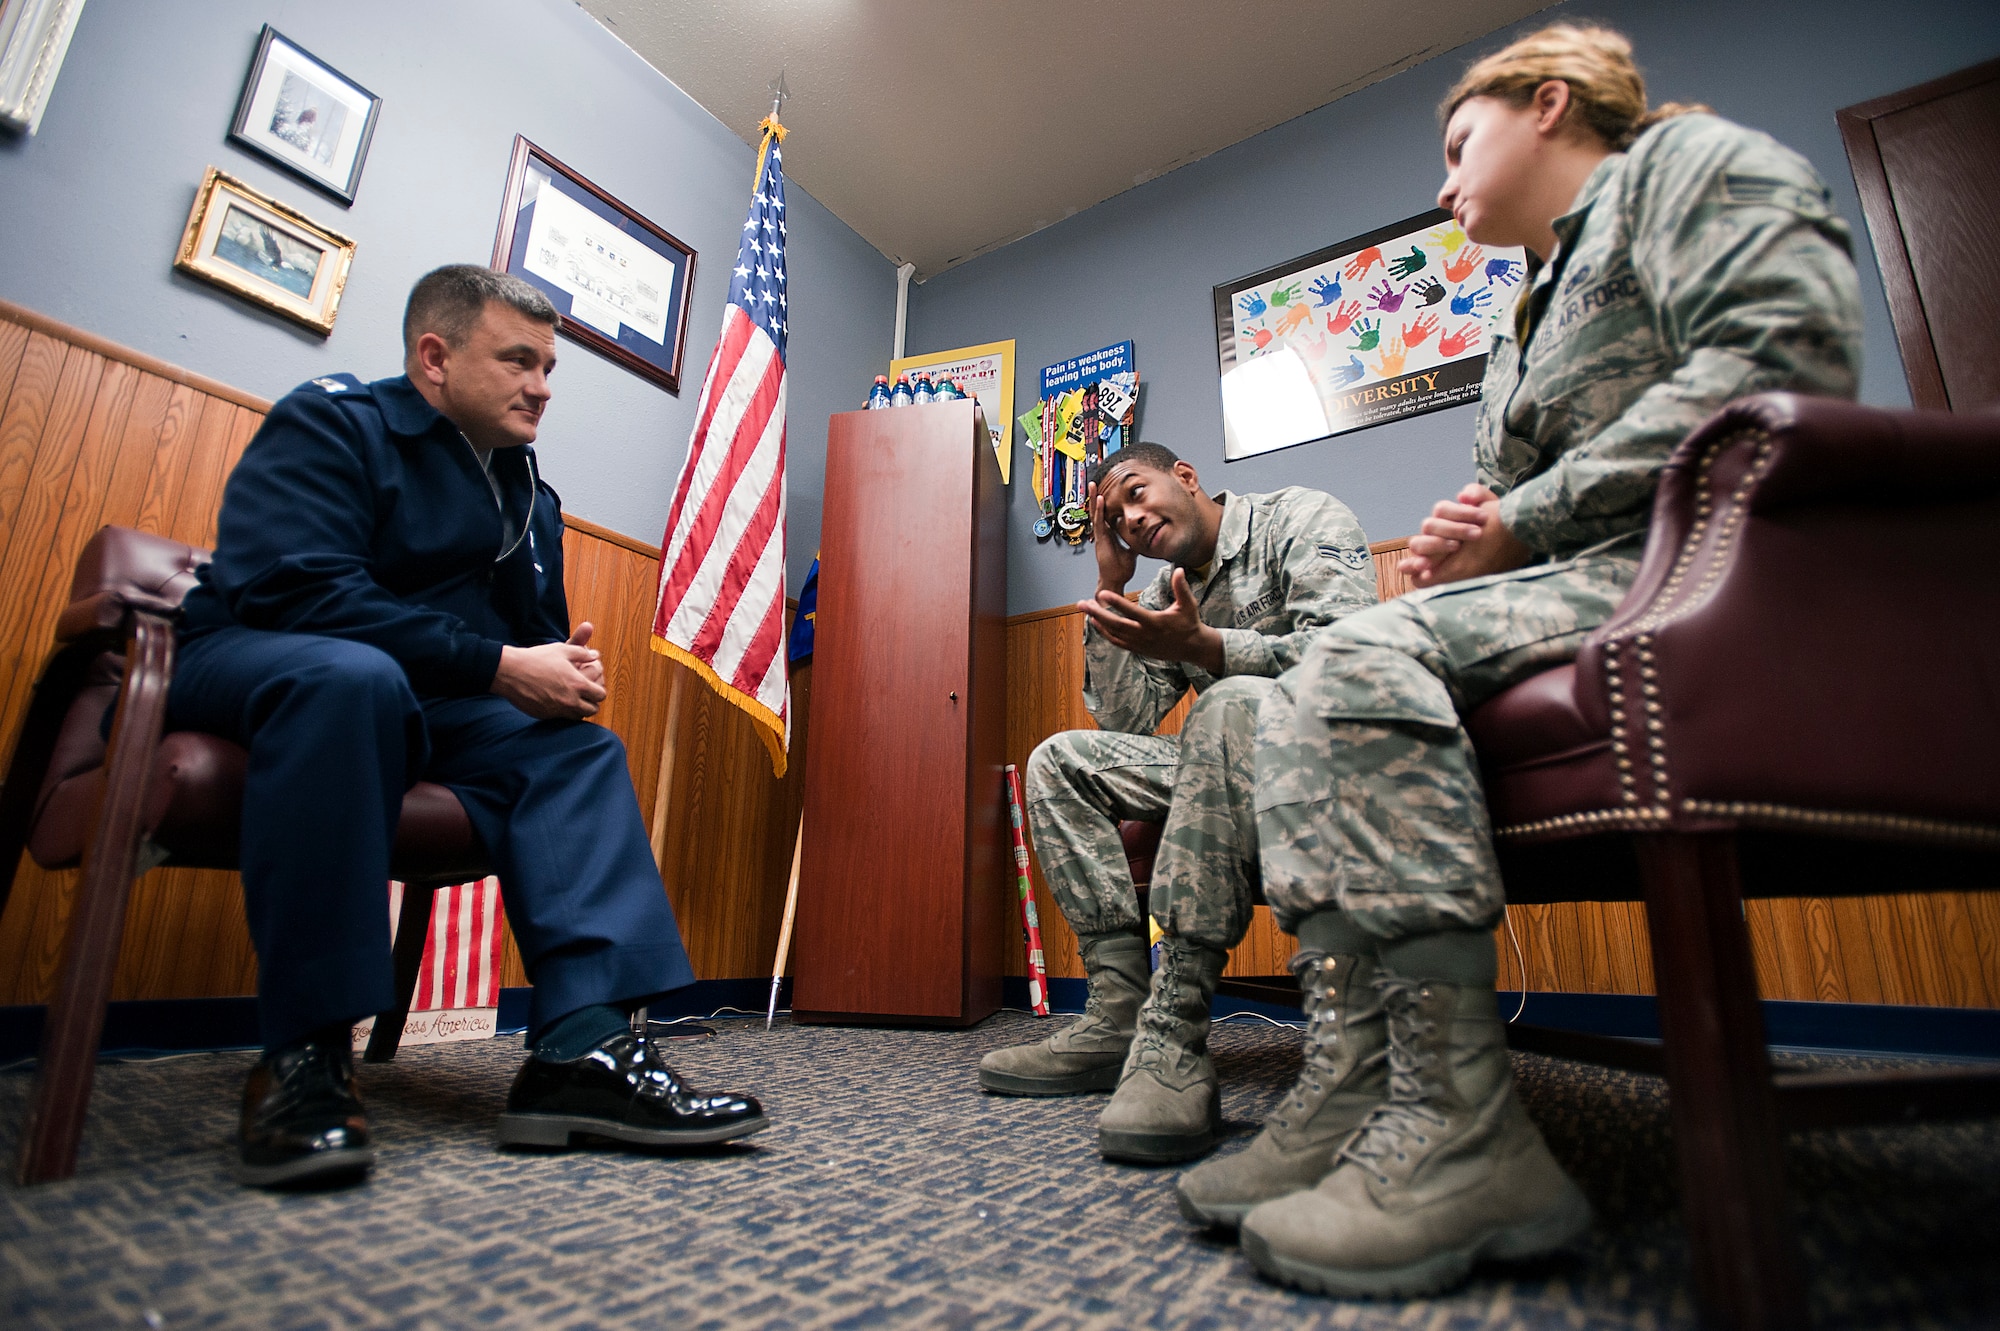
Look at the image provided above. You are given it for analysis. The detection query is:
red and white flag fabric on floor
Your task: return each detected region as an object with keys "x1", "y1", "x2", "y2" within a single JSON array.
[
  {"x1": 406, "y1": 877, "x2": 506, "y2": 1013},
  {"x1": 349, "y1": 878, "x2": 508, "y2": 1053},
  {"x1": 652, "y1": 113, "x2": 794, "y2": 776}
]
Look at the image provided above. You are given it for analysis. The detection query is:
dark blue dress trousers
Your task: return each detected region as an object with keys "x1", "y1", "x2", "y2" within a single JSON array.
[{"x1": 167, "y1": 627, "x2": 697, "y2": 1049}]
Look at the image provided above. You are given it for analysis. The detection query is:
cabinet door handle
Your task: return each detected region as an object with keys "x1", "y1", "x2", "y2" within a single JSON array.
[{"x1": 949, "y1": 691, "x2": 958, "y2": 701}]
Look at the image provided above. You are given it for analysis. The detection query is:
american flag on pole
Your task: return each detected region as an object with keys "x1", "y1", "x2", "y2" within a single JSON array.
[{"x1": 651, "y1": 114, "x2": 792, "y2": 775}]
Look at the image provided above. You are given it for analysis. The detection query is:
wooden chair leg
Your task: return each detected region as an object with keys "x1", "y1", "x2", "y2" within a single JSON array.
[
  {"x1": 16, "y1": 617, "x2": 174, "y2": 1185},
  {"x1": 364, "y1": 884, "x2": 436, "y2": 1064},
  {"x1": 1636, "y1": 831, "x2": 1809, "y2": 1331}
]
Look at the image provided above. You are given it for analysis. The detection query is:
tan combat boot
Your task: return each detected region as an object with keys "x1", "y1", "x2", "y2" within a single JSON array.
[
  {"x1": 979, "y1": 931, "x2": 1149, "y2": 1095},
  {"x1": 1175, "y1": 927, "x2": 1386, "y2": 1228},
  {"x1": 1240, "y1": 931, "x2": 1591, "y2": 1297},
  {"x1": 1097, "y1": 935, "x2": 1230, "y2": 1163}
]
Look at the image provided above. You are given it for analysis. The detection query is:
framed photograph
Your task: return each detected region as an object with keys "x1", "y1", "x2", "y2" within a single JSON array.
[
  {"x1": 227, "y1": 26, "x2": 381, "y2": 206},
  {"x1": 174, "y1": 167, "x2": 356, "y2": 335},
  {"x1": 491, "y1": 136, "x2": 697, "y2": 394},
  {"x1": 1213, "y1": 207, "x2": 1527, "y2": 460}
]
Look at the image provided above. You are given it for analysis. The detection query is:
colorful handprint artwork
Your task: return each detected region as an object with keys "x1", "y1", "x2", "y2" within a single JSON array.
[
  {"x1": 1388, "y1": 246, "x2": 1428, "y2": 280},
  {"x1": 1219, "y1": 211, "x2": 1528, "y2": 459},
  {"x1": 1273, "y1": 302, "x2": 1315, "y2": 336}
]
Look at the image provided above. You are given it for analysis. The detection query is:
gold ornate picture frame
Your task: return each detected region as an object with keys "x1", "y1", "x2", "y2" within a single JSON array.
[{"x1": 174, "y1": 167, "x2": 356, "y2": 335}]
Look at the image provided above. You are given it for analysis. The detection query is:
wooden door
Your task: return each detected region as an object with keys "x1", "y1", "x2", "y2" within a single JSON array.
[
  {"x1": 794, "y1": 402, "x2": 979, "y2": 1020},
  {"x1": 1839, "y1": 58, "x2": 2000, "y2": 412}
]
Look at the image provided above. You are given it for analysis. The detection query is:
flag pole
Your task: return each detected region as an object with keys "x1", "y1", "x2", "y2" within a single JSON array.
[
  {"x1": 766, "y1": 812, "x2": 804, "y2": 1029},
  {"x1": 760, "y1": 64, "x2": 796, "y2": 1034},
  {"x1": 648, "y1": 666, "x2": 688, "y2": 872}
]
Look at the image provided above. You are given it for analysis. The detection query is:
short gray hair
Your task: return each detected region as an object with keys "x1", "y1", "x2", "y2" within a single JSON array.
[{"x1": 403, "y1": 265, "x2": 558, "y2": 354}]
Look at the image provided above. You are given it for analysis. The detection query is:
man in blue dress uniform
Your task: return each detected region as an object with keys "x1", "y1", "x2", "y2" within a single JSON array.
[{"x1": 173, "y1": 266, "x2": 766, "y2": 1187}]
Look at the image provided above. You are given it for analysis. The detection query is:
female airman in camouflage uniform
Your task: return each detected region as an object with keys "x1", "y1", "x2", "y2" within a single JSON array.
[{"x1": 1181, "y1": 25, "x2": 1865, "y2": 1297}]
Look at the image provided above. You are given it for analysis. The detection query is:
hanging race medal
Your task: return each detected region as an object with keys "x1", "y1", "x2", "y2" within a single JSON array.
[
  {"x1": 1048, "y1": 385, "x2": 1064, "y2": 535},
  {"x1": 1080, "y1": 382, "x2": 1103, "y2": 545},
  {"x1": 1058, "y1": 434, "x2": 1087, "y2": 542}
]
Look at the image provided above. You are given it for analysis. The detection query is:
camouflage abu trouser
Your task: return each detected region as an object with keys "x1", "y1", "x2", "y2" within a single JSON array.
[
  {"x1": 1257, "y1": 544, "x2": 1641, "y2": 939},
  {"x1": 1024, "y1": 676, "x2": 1276, "y2": 952}
]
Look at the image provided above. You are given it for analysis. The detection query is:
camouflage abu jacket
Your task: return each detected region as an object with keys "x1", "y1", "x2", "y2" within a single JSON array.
[
  {"x1": 1082, "y1": 487, "x2": 1376, "y2": 735},
  {"x1": 1480, "y1": 112, "x2": 1863, "y2": 558}
]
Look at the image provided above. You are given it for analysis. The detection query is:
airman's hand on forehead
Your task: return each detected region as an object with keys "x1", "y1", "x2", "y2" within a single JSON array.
[{"x1": 1087, "y1": 480, "x2": 1139, "y2": 597}]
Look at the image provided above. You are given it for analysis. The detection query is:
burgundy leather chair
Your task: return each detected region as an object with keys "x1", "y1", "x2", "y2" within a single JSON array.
[
  {"x1": 1461, "y1": 393, "x2": 2000, "y2": 1328},
  {"x1": 0, "y1": 526, "x2": 495, "y2": 1184},
  {"x1": 1114, "y1": 394, "x2": 1998, "y2": 1328}
]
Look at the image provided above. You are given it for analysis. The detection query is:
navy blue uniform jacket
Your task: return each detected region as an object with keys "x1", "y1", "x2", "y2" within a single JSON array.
[{"x1": 179, "y1": 373, "x2": 569, "y2": 695}]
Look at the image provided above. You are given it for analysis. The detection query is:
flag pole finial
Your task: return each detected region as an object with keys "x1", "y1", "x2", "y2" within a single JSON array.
[{"x1": 758, "y1": 71, "x2": 789, "y2": 141}]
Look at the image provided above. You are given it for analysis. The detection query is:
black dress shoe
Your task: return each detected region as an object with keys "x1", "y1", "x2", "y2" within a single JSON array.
[
  {"x1": 497, "y1": 1029, "x2": 768, "y2": 1149},
  {"x1": 236, "y1": 1037, "x2": 374, "y2": 1188}
]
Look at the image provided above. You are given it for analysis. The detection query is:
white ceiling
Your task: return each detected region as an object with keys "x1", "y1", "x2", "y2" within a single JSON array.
[{"x1": 579, "y1": 0, "x2": 1552, "y2": 279}]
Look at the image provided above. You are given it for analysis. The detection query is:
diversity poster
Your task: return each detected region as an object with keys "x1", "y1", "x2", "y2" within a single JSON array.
[
  {"x1": 1213, "y1": 208, "x2": 1525, "y2": 460},
  {"x1": 890, "y1": 340, "x2": 1016, "y2": 483}
]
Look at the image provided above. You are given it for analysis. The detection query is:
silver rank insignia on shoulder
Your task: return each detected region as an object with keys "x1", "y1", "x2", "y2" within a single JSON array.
[
  {"x1": 1319, "y1": 544, "x2": 1369, "y2": 570},
  {"x1": 312, "y1": 377, "x2": 350, "y2": 392}
]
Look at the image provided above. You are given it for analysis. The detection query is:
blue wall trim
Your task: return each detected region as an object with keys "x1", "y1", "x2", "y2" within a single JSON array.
[
  {"x1": 0, "y1": 980, "x2": 797, "y2": 1062},
  {"x1": 1003, "y1": 977, "x2": 2000, "y2": 1062},
  {"x1": 5, "y1": 981, "x2": 1993, "y2": 1063}
]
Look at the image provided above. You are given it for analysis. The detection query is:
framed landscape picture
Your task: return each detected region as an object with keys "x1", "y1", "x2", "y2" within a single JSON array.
[
  {"x1": 175, "y1": 167, "x2": 356, "y2": 335},
  {"x1": 227, "y1": 26, "x2": 382, "y2": 205},
  {"x1": 1213, "y1": 207, "x2": 1527, "y2": 460},
  {"x1": 491, "y1": 137, "x2": 697, "y2": 394}
]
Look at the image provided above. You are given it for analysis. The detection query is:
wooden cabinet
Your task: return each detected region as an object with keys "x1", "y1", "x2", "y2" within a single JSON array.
[{"x1": 791, "y1": 401, "x2": 1008, "y2": 1025}]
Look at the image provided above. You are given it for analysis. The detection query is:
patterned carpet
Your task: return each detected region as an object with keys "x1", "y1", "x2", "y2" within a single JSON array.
[{"x1": 2, "y1": 1010, "x2": 1997, "y2": 1330}]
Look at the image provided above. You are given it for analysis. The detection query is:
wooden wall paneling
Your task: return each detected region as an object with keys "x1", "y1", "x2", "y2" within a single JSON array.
[
  {"x1": 161, "y1": 398, "x2": 242, "y2": 548},
  {"x1": 0, "y1": 305, "x2": 815, "y2": 1009},
  {"x1": 1801, "y1": 897, "x2": 1848, "y2": 1002},
  {"x1": 1745, "y1": 899, "x2": 1805, "y2": 1000},
  {"x1": 0, "y1": 333, "x2": 70, "y2": 541},
  {"x1": 129, "y1": 384, "x2": 207, "y2": 541},
  {"x1": 1001, "y1": 609, "x2": 1089, "y2": 983},
  {"x1": 0, "y1": 348, "x2": 106, "y2": 715},
  {"x1": 1958, "y1": 892, "x2": 2000, "y2": 1006},
  {"x1": 1887, "y1": 897, "x2": 1950, "y2": 1004},
  {"x1": 0, "y1": 318, "x2": 33, "y2": 409},
  {"x1": 0, "y1": 304, "x2": 1992, "y2": 1016},
  {"x1": 1824, "y1": 897, "x2": 1887, "y2": 1003},
  {"x1": 193, "y1": 407, "x2": 263, "y2": 549}
]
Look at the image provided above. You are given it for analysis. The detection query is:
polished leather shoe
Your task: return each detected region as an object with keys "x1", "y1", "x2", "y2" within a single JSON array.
[
  {"x1": 236, "y1": 1037, "x2": 374, "y2": 1188},
  {"x1": 497, "y1": 1029, "x2": 768, "y2": 1149}
]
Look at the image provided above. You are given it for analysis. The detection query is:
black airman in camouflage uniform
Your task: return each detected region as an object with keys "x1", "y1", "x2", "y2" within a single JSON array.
[{"x1": 979, "y1": 445, "x2": 1375, "y2": 1166}]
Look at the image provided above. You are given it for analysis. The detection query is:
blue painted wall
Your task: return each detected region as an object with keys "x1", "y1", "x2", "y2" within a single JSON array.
[
  {"x1": 908, "y1": 0, "x2": 2000, "y2": 614},
  {"x1": 0, "y1": 0, "x2": 896, "y2": 593}
]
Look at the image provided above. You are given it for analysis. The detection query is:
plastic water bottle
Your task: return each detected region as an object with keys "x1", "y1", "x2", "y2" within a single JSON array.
[
  {"x1": 913, "y1": 373, "x2": 935, "y2": 405},
  {"x1": 865, "y1": 375, "x2": 891, "y2": 410},
  {"x1": 933, "y1": 378, "x2": 963, "y2": 401},
  {"x1": 888, "y1": 374, "x2": 914, "y2": 408}
]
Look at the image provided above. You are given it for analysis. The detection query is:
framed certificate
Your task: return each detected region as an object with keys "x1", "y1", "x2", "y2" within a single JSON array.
[{"x1": 491, "y1": 136, "x2": 697, "y2": 394}]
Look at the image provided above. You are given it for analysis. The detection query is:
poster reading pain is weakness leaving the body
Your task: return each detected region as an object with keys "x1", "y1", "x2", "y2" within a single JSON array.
[{"x1": 1214, "y1": 208, "x2": 1526, "y2": 460}]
